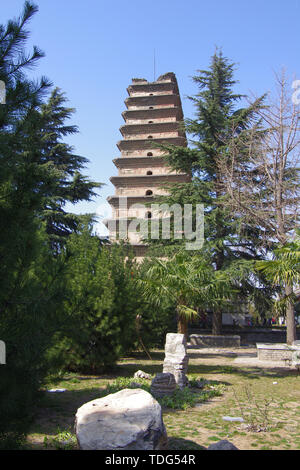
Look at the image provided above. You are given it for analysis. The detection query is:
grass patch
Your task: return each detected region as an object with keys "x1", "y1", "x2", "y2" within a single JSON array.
[
  {"x1": 43, "y1": 427, "x2": 77, "y2": 450},
  {"x1": 24, "y1": 347, "x2": 300, "y2": 451}
]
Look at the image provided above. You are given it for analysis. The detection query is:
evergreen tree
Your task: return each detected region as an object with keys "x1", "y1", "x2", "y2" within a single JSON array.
[
  {"x1": 38, "y1": 88, "x2": 101, "y2": 249},
  {"x1": 0, "y1": 2, "x2": 100, "y2": 447},
  {"x1": 151, "y1": 50, "x2": 267, "y2": 334}
]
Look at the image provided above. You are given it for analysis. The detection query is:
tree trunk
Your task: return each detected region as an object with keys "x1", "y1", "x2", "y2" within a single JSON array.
[
  {"x1": 177, "y1": 315, "x2": 188, "y2": 341},
  {"x1": 285, "y1": 284, "x2": 296, "y2": 345},
  {"x1": 212, "y1": 310, "x2": 222, "y2": 335},
  {"x1": 214, "y1": 228, "x2": 224, "y2": 336}
]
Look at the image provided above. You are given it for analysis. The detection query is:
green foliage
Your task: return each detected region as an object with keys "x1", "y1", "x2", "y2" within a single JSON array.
[
  {"x1": 256, "y1": 232, "x2": 300, "y2": 317},
  {"x1": 256, "y1": 232, "x2": 300, "y2": 289},
  {"x1": 158, "y1": 388, "x2": 200, "y2": 410},
  {"x1": 43, "y1": 427, "x2": 77, "y2": 450},
  {"x1": 38, "y1": 87, "x2": 101, "y2": 249},
  {"x1": 105, "y1": 377, "x2": 153, "y2": 395},
  {"x1": 104, "y1": 376, "x2": 225, "y2": 411},
  {"x1": 138, "y1": 249, "x2": 238, "y2": 337},
  {"x1": 46, "y1": 227, "x2": 177, "y2": 373},
  {"x1": 50, "y1": 231, "x2": 138, "y2": 373},
  {"x1": 134, "y1": 293, "x2": 176, "y2": 350}
]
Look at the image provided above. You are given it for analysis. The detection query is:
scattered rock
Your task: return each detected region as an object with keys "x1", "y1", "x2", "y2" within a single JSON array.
[
  {"x1": 207, "y1": 439, "x2": 239, "y2": 450},
  {"x1": 75, "y1": 388, "x2": 168, "y2": 450},
  {"x1": 150, "y1": 372, "x2": 177, "y2": 398},
  {"x1": 134, "y1": 370, "x2": 151, "y2": 380},
  {"x1": 129, "y1": 381, "x2": 142, "y2": 388},
  {"x1": 163, "y1": 333, "x2": 189, "y2": 389},
  {"x1": 222, "y1": 416, "x2": 244, "y2": 422}
]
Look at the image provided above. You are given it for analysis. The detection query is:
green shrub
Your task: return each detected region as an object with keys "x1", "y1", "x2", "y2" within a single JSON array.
[
  {"x1": 50, "y1": 235, "x2": 139, "y2": 373},
  {"x1": 43, "y1": 427, "x2": 77, "y2": 450},
  {"x1": 105, "y1": 377, "x2": 152, "y2": 395}
]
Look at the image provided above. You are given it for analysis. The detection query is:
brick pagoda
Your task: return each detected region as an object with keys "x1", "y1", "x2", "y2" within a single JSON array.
[{"x1": 105, "y1": 72, "x2": 189, "y2": 257}]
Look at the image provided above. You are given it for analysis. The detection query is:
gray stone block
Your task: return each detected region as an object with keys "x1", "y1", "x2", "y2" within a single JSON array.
[
  {"x1": 207, "y1": 439, "x2": 239, "y2": 450},
  {"x1": 150, "y1": 372, "x2": 177, "y2": 398}
]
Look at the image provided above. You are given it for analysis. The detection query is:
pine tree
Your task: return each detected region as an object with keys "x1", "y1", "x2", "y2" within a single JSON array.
[{"x1": 0, "y1": 2, "x2": 100, "y2": 446}]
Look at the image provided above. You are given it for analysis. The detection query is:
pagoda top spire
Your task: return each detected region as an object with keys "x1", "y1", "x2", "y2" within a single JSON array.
[{"x1": 131, "y1": 72, "x2": 177, "y2": 84}]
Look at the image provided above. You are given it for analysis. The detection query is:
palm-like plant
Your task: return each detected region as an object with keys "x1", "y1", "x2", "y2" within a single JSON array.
[
  {"x1": 138, "y1": 251, "x2": 235, "y2": 339},
  {"x1": 256, "y1": 232, "x2": 300, "y2": 344}
]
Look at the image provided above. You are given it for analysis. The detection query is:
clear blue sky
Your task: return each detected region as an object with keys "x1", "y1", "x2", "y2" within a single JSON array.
[{"x1": 2, "y1": 0, "x2": 300, "y2": 234}]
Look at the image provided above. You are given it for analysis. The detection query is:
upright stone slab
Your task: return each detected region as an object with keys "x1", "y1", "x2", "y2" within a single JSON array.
[{"x1": 163, "y1": 333, "x2": 189, "y2": 389}]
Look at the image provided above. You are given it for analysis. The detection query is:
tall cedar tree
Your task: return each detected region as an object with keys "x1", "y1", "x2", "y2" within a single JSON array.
[{"x1": 153, "y1": 51, "x2": 268, "y2": 334}]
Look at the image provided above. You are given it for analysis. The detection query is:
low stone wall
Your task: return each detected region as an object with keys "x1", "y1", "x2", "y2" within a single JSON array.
[
  {"x1": 256, "y1": 343, "x2": 298, "y2": 362},
  {"x1": 189, "y1": 327, "x2": 300, "y2": 345},
  {"x1": 189, "y1": 334, "x2": 240, "y2": 348}
]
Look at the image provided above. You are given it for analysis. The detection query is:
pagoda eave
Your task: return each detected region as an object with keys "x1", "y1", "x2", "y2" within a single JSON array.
[
  {"x1": 112, "y1": 156, "x2": 166, "y2": 168},
  {"x1": 107, "y1": 195, "x2": 155, "y2": 207},
  {"x1": 122, "y1": 107, "x2": 183, "y2": 122},
  {"x1": 110, "y1": 174, "x2": 190, "y2": 186},
  {"x1": 116, "y1": 136, "x2": 186, "y2": 151}
]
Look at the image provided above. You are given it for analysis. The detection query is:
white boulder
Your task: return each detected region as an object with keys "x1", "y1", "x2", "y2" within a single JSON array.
[{"x1": 75, "y1": 388, "x2": 168, "y2": 450}]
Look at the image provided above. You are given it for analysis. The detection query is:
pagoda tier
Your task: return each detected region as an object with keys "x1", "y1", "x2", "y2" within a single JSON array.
[
  {"x1": 122, "y1": 106, "x2": 183, "y2": 122},
  {"x1": 119, "y1": 121, "x2": 184, "y2": 137},
  {"x1": 113, "y1": 156, "x2": 166, "y2": 168},
  {"x1": 105, "y1": 72, "x2": 189, "y2": 257},
  {"x1": 110, "y1": 173, "x2": 189, "y2": 186},
  {"x1": 124, "y1": 94, "x2": 181, "y2": 109}
]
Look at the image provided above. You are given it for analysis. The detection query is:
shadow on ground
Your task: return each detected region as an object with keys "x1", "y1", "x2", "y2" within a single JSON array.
[{"x1": 168, "y1": 437, "x2": 206, "y2": 450}]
